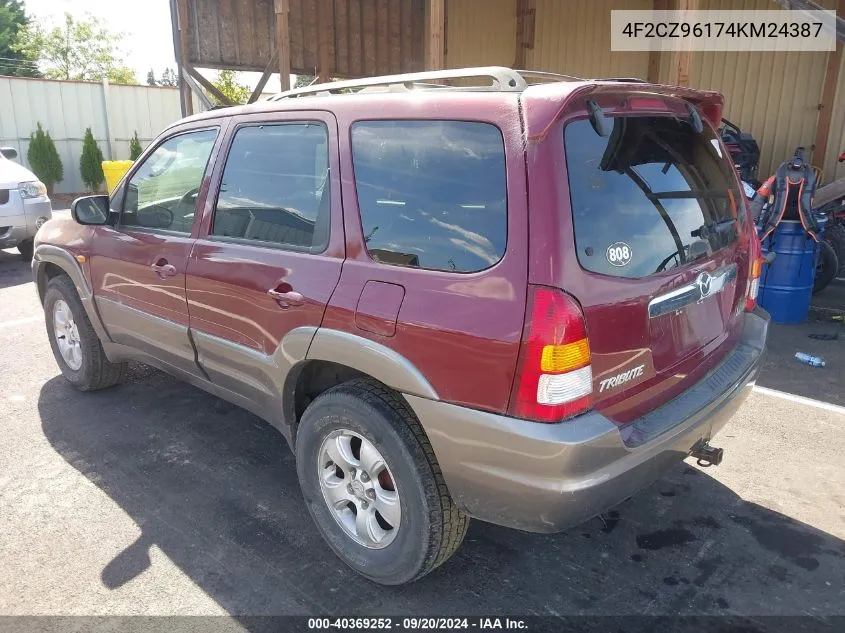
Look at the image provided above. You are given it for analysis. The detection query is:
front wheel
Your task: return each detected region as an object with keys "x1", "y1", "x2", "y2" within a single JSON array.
[
  {"x1": 295, "y1": 379, "x2": 468, "y2": 585},
  {"x1": 43, "y1": 274, "x2": 126, "y2": 390}
]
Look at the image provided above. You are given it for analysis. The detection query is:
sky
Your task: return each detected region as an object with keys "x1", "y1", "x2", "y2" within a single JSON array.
[{"x1": 23, "y1": 0, "x2": 284, "y2": 92}]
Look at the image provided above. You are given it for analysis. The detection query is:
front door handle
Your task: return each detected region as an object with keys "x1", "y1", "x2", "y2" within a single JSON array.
[
  {"x1": 268, "y1": 288, "x2": 303, "y2": 306},
  {"x1": 151, "y1": 261, "x2": 177, "y2": 279}
]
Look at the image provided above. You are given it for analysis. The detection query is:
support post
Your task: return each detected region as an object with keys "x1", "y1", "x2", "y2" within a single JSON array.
[
  {"x1": 183, "y1": 65, "x2": 234, "y2": 105},
  {"x1": 647, "y1": 0, "x2": 667, "y2": 82},
  {"x1": 316, "y1": 0, "x2": 333, "y2": 82},
  {"x1": 425, "y1": 0, "x2": 445, "y2": 70},
  {"x1": 249, "y1": 52, "x2": 278, "y2": 103},
  {"x1": 100, "y1": 78, "x2": 114, "y2": 160},
  {"x1": 813, "y1": 0, "x2": 843, "y2": 167},
  {"x1": 672, "y1": 0, "x2": 695, "y2": 86},
  {"x1": 514, "y1": 0, "x2": 535, "y2": 69},
  {"x1": 176, "y1": 0, "x2": 194, "y2": 116},
  {"x1": 275, "y1": 0, "x2": 291, "y2": 91}
]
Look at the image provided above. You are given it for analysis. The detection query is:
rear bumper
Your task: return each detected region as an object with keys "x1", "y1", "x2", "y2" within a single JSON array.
[{"x1": 407, "y1": 308, "x2": 769, "y2": 533}]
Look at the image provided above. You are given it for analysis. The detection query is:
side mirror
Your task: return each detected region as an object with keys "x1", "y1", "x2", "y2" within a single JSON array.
[
  {"x1": 1, "y1": 147, "x2": 18, "y2": 160},
  {"x1": 71, "y1": 195, "x2": 112, "y2": 226}
]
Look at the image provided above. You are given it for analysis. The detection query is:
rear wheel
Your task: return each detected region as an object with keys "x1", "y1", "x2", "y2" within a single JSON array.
[
  {"x1": 43, "y1": 274, "x2": 126, "y2": 390},
  {"x1": 814, "y1": 240, "x2": 838, "y2": 293},
  {"x1": 295, "y1": 379, "x2": 468, "y2": 585}
]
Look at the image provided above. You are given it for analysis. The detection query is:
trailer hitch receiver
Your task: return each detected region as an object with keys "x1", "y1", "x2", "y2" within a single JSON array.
[{"x1": 690, "y1": 440, "x2": 724, "y2": 467}]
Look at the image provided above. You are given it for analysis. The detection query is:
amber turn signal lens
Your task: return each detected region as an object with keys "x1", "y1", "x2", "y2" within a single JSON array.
[{"x1": 540, "y1": 339, "x2": 590, "y2": 373}]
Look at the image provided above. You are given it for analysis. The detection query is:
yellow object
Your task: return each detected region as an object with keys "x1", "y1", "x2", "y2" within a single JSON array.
[
  {"x1": 101, "y1": 160, "x2": 134, "y2": 194},
  {"x1": 75, "y1": 255, "x2": 86, "y2": 263},
  {"x1": 541, "y1": 340, "x2": 590, "y2": 373}
]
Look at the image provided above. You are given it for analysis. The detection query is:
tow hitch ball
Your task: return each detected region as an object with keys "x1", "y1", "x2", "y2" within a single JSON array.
[{"x1": 690, "y1": 440, "x2": 724, "y2": 467}]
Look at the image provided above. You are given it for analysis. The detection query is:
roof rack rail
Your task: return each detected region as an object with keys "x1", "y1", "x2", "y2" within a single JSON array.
[
  {"x1": 268, "y1": 66, "x2": 586, "y2": 100},
  {"x1": 598, "y1": 77, "x2": 649, "y2": 83}
]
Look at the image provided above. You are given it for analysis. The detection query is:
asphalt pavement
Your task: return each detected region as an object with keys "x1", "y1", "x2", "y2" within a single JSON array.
[{"x1": 1, "y1": 248, "x2": 843, "y2": 620}]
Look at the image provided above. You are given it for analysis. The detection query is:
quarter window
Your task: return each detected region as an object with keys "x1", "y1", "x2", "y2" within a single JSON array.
[
  {"x1": 122, "y1": 128, "x2": 218, "y2": 233},
  {"x1": 351, "y1": 120, "x2": 507, "y2": 273},
  {"x1": 211, "y1": 123, "x2": 330, "y2": 252}
]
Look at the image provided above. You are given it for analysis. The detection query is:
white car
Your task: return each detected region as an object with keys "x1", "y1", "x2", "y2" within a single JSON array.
[{"x1": 0, "y1": 147, "x2": 53, "y2": 259}]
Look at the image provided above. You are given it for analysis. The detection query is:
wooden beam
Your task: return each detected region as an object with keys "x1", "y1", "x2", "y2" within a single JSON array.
[
  {"x1": 814, "y1": 0, "x2": 844, "y2": 166},
  {"x1": 514, "y1": 0, "x2": 535, "y2": 69},
  {"x1": 275, "y1": 0, "x2": 291, "y2": 91},
  {"x1": 425, "y1": 0, "x2": 444, "y2": 70},
  {"x1": 671, "y1": 0, "x2": 695, "y2": 86},
  {"x1": 316, "y1": 0, "x2": 333, "y2": 81},
  {"x1": 248, "y1": 51, "x2": 278, "y2": 103},
  {"x1": 176, "y1": 0, "x2": 194, "y2": 115},
  {"x1": 179, "y1": 69, "x2": 215, "y2": 110},
  {"x1": 183, "y1": 64, "x2": 234, "y2": 105},
  {"x1": 647, "y1": 0, "x2": 667, "y2": 82}
]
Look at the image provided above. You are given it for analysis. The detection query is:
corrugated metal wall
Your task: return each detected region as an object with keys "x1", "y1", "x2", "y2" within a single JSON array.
[
  {"x1": 673, "y1": 0, "x2": 836, "y2": 178},
  {"x1": 526, "y1": 0, "x2": 651, "y2": 79},
  {"x1": 822, "y1": 49, "x2": 845, "y2": 182},
  {"x1": 0, "y1": 77, "x2": 198, "y2": 194},
  {"x1": 444, "y1": 0, "x2": 842, "y2": 184},
  {"x1": 445, "y1": 0, "x2": 516, "y2": 68}
]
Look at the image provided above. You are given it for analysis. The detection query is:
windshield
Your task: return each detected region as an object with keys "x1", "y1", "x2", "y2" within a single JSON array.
[{"x1": 564, "y1": 114, "x2": 743, "y2": 279}]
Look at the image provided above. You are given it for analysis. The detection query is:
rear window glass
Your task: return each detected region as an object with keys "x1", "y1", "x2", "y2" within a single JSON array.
[
  {"x1": 564, "y1": 115, "x2": 743, "y2": 279},
  {"x1": 351, "y1": 120, "x2": 507, "y2": 273}
]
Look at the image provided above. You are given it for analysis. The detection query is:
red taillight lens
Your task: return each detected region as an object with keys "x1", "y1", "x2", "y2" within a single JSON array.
[
  {"x1": 509, "y1": 286, "x2": 592, "y2": 423},
  {"x1": 745, "y1": 231, "x2": 763, "y2": 311}
]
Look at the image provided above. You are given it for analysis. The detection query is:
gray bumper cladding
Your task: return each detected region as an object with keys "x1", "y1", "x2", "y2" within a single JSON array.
[{"x1": 406, "y1": 309, "x2": 770, "y2": 533}]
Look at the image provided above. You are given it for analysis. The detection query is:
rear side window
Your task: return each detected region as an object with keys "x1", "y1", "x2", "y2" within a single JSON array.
[
  {"x1": 351, "y1": 120, "x2": 507, "y2": 273},
  {"x1": 212, "y1": 122, "x2": 329, "y2": 252},
  {"x1": 564, "y1": 115, "x2": 743, "y2": 279}
]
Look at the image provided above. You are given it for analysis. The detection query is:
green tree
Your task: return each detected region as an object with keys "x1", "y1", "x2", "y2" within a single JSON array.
[
  {"x1": 294, "y1": 74, "x2": 315, "y2": 88},
  {"x1": 79, "y1": 127, "x2": 104, "y2": 192},
  {"x1": 146, "y1": 69, "x2": 156, "y2": 86},
  {"x1": 210, "y1": 69, "x2": 250, "y2": 105},
  {"x1": 0, "y1": 0, "x2": 39, "y2": 77},
  {"x1": 129, "y1": 131, "x2": 143, "y2": 161},
  {"x1": 27, "y1": 122, "x2": 63, "y2": 195},
  {"x1": 106, "y1": 66, "x2": 137, "y2": 84},
  {"x1": 14, "y1": 12, "x2": 135, "y2": 82},
  {"x1": 158, "y1": 67, "x2": 179, "y2": 87}
]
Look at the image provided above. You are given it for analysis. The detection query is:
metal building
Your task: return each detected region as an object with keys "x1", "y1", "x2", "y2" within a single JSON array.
[{"x1": 171, "y1": 0, "x2": 845, "y2": 180}]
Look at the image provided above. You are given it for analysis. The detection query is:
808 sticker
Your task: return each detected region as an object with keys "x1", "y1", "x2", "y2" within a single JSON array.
[{"x1": 606, "y1": 242, "x2": 633, "y2": 267}]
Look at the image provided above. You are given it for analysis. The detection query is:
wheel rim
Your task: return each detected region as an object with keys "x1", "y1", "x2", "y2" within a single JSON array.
[
  {"x1": 317, "y1": 430, "x2": 401, "y2": 549},
  {"x1": 53, "y1": 299, "x2": 83, "y2": 371}
]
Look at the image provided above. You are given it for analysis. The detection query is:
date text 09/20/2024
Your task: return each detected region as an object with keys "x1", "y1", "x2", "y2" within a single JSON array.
[{"x1": 307, "y1": 618, "x2": 528, "y2": 630}]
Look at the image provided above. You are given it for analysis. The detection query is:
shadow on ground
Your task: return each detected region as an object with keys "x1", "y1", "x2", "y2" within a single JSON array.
[
  {"x1": 38, "y1": 366, "x2": 845, "y2": 620},
  {"x1": 0, "y1": 248, "x2": 32, "y2": 290}
]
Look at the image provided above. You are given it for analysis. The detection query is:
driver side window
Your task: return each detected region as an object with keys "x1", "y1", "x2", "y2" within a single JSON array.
[{"x1": 121, "y1": 128, "x2": 218, "y2": 233}]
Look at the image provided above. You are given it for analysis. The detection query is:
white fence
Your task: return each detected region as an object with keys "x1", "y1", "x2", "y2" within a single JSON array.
[{"x1": 0, "y1": 76, "x2": 206, "y2": 194}]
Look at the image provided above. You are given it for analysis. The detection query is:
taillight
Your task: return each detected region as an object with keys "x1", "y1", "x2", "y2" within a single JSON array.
[
  {"x1": 745, "y1": 232, "x2": 763, "y2": 311},
  {"x1": 509, "y1": 286, "x2": 592, "y2": 423}
]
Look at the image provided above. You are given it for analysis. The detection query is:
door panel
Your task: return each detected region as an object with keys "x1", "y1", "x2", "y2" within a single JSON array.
[
  {"x1": 89, "y1": 125, "x2": 222, "y2": 375},
  {"x1": 185, "y1": 113, "x2": 345, "y2": 419}
]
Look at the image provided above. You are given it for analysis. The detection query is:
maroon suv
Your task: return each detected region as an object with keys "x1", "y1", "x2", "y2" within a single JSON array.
[{"x1": 33, "y1": 67, "x2": 769, "y2": 585}]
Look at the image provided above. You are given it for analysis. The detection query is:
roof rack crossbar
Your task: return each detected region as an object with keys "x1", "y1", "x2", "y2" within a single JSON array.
[{"x1": 269, "y1": 66, "x2": 530, "y2": 100}]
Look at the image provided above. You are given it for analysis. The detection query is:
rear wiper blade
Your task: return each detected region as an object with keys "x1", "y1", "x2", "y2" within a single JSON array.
[{"x1": 691, "y1": 218, "x2": 736, "y2": 239}]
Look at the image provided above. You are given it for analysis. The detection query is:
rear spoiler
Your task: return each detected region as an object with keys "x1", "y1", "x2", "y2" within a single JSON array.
[{"x1": 522, "y1": 81, "x2": 724, "y2": 142}]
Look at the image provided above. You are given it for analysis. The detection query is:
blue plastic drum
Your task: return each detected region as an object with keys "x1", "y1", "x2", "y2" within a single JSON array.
[{"x1": 758, "y1": 218, "x2": 826, "y2": 324}]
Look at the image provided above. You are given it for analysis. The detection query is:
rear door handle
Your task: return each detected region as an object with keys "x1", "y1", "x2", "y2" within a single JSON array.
[
  {"x1": 151, "y1": 261, "x2": 177, "y2": 278},
  {"x1": 268, "y1": 288, "x2": 304, "y2": 305}
]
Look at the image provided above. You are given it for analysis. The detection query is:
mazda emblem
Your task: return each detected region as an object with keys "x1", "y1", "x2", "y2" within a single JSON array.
[{"x1": 697, "y1": 272, "x2": 713, "y2": 298}]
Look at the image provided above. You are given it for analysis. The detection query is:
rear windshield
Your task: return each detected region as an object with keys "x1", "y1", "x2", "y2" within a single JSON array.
[{"x1": 564, "y1": 114, "x2": 743, "y2": 279}]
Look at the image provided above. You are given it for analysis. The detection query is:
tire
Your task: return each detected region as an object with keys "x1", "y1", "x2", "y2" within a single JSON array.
[
  {"x1": 824, "y1": 222, "x2": 845, "y2": 275},
  {"x1": 17, "y1": 239, "x2": 33, "y2": 260},
  {"x1": 43, "y1": 274, "x2": 126, "y2": 390},
  {"x1": 295, "y1": 378, "x2": 469, "y2": 585},
  {"x1": 813, "y1": 240, "x2": 838, "y2": 294}
]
